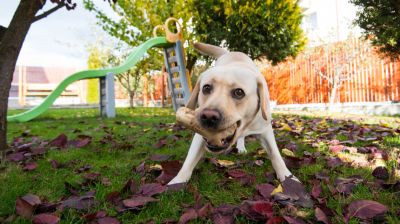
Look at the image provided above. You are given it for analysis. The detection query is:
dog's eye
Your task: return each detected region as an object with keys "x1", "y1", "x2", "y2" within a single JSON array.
[
  {"x1": 202, "y1": 84, "x2": 212, "y2": 95},
  {"x1": 232, "y1": 88, "x2": 245, "y2": 99}
]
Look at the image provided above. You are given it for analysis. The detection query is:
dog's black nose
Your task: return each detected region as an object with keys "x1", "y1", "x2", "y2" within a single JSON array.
[{"x1": 200, "y1": 109, "x2": 221, "y2": 129}]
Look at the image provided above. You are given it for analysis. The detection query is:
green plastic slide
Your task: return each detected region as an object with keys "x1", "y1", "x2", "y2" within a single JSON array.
[{"x1": 8, "y1": 37, "x2": 170, "y2": 122}]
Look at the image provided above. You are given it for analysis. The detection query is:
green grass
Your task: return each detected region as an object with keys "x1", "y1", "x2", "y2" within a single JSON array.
[{"x1": 1, "y1": 108, "x2": 400, "y2": 223}]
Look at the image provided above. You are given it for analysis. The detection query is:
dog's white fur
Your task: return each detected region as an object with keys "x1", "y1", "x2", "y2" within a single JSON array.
[{"x1": 168, "y1": 43, "x2": 295, "y2": 185}]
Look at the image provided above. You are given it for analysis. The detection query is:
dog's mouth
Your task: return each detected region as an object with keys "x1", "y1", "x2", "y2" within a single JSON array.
[{"x1": 203, "y1": 121, "x2": 241, "y2": 154}]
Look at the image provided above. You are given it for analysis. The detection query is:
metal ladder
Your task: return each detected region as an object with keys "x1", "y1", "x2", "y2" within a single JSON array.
[{"x1": 163, "y1": 40, "x2": 191, "y2": 111}]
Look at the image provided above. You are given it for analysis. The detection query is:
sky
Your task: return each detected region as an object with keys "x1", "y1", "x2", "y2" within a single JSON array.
[
  {"x1": 1, "y1": 1, "x2": 361, "y2": 69},
  {"x1": 0, "y1": 0, "x2": 118, "y2": 69}
]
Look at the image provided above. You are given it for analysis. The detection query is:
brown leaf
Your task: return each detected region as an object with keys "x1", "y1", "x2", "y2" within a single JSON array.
[
  {"x1": 226, "y1": 169, "x2": 256, "y2": 186},
  {"x1": 266, "y1": 217, "x2": 285, "y2": 224},
  {"x1": 121, "y1": 179, "x2": 138, "y2": 194},
  {"x1": 139, "y1": 183, "x2": 166, "y2": 197},
  {"x1": 153, "y1": 138, "x2": 167, "y2": 149},
  {"x1": 6, "y1": 152, "x2": 25, "y2": 162},
  {"x1": 82, "y1": 210, "x2": 106, "y2": 221},
  {"x1": 239, "y1": 200, "x2": 268, "y2": 221},
  {"x1": 49, "y1": 134, "x2": 68, "y2": 148},
  {"x1": 315, "y1": 207, "x2": 330, "y2": 224},
  {"x1": 68, "y1": 135, "x2": 92, "y2": 148},
  {"x1": 32, "y1": 213, "x2": 60, "y2": 224},
  {"x1": 211, "y1": 204, "x2": 237, "y2": 224},
  {"x1": 61, "y1": 194, "x2": 96, "y2": 211},
  {"x1": 345, "y1": 200, "x2": 388, "y2": 222},
  {"x1": 122, "y1": 195, "x2": 158, "y2": 208},
  {"x1": 256, "y1": 183, "x2": 275, "y2": 199},
  {"x1": 15, "y1": 194, "x2": 41, "y2": 218},
  {"x1": 372, "y1": 166, "x2": 389, "y2": 180},
  {"x1": 156, "y1": 160, "x2": 182, "y2": 184},
  {"x1": 97, "y1": 217, "x2": 120, "y2": 224},
  {"x1": 22, "y1": 162, "x2": 38, "y2": 171},
  {"x1": 149, "y1": 154, "x2": 170, "y2": 162},
  {"x1": 311, "y1": 181, "x2": 322, "y2": 199},
  {"x1": 178, "y1": 208, "x2": 197, "y2": 224},
  {"x1": 283, "y1": 215, "x2": 306, "y2": 224},
  {"x1": 252, "y1": 201, "x2": 273, "y2": 218},
  {"x1": 278, "y1": 177, "x2": 314, "y2": 208}
]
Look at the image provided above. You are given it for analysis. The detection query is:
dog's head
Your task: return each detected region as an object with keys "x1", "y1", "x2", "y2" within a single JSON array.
[{"x1": 187, "y1": 43, "x2": 270, "y2": 154}]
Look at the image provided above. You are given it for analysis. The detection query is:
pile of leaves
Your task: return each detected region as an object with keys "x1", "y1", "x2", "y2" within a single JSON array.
[{"x1": 3, "y1": 112, "x2": 400, "y2": 223}]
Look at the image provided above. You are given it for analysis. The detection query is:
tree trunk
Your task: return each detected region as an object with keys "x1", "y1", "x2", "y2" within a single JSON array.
[
  {"x1": 129, "y1": 91, "x2": 134, "y2": 108},
  {"x1": 328, "y1": 85, "x2": 339, "y2": 111},
  {"x1": 186, "y1": 53, "x2": 197, "y2": 75},
  {"x1": 0, "y1": 0, "x2": 44, "y2": 153}
]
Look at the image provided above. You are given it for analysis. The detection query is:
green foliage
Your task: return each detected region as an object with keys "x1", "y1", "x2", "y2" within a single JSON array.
[
  {"x1": 351, "y1": 0, "x2": 400, "y2": 58},
  {"x1": 191, "y1": 0, "x2": 306, "y2": 63},
  {"x1": 84, "y1": 0, "x2": 306, "y2": 68},
  {"x1": 86, "y1": 45, "x2": 111, "y2": 103}
]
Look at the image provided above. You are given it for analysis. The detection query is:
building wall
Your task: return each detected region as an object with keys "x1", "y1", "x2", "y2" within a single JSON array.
[{"x1": 299, "y1": 0, "x2": 361, "y2": 45}]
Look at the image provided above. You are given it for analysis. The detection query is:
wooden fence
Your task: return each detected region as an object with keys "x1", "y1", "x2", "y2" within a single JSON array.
[{"x1": 262, "y1": 38, "x2": 400, "y2": 105}]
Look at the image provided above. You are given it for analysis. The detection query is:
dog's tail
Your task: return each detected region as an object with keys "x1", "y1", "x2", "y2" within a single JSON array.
[{"x1": 193, "y1": 42, "x2": 228, "y2": 58}]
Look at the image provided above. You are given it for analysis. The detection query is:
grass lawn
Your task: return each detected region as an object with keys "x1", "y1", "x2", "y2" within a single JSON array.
[{"x1": 1, "y1": 107, "x2": 400, "y2": 223}]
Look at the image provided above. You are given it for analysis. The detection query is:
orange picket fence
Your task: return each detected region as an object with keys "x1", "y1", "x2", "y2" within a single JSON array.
[{"x1": 262, "y1": 38, "x2": 400, "y2": 105}]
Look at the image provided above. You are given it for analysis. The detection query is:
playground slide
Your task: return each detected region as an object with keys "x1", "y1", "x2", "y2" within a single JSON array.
[{"x1": 7, "y1": 37, "x2": 170, "y2": 122}]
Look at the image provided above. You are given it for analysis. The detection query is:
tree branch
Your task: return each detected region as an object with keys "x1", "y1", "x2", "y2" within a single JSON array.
[
  {"x1": 318, "y1": 71, "x2": 333, "y2": 84},
  {"x1": 32, "y1": 3, "x2": 65, "y2": 23},
  {"x1": 0, "y1": 25, "x2": 6, "y2": 42}
]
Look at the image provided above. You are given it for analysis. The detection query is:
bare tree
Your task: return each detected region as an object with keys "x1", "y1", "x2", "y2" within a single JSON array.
[
  {"x1": 314, "y1": 38, "x2": 369, "y2": 111},
  {"x1": 0, "y1": 0, "x2": 77, "y2": 154}
]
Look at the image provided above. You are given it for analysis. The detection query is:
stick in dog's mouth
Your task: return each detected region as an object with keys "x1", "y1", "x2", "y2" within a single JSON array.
[{"x1": 176, "y1": 107, "x2": 240, "y2": 153}]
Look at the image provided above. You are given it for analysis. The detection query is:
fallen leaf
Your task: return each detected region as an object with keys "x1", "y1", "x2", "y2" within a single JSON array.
[
  {"x1": 315, "y1": 207, "x2": 330, "y2": 224},
  {"x1": 282, "y1": 148, "x2": 296, "y2": 157},
  {"x1": 15, "y1": 194, "x2": 41, "y2": 218},
  {"x1": 22, "y1": 162, "x2": 38, "y2": 171},
  {"x1": 211, "y1": 204, "x2": 237, "y2": 224},
  {"x1": 149, "y1": 154, "x2": 170, "y2": 162},
  {"x1": 326, "y1": 157, "x2": 343, "y2": 168},
  {"x1": 311, "y1": 181, "x2": 322, "y2": 199},
  {"x1": 178, "y1": 208, "x2": 197, "y2": 224},
  {"x1": 266, "y1": 216, "x2": 285, "y2": 224},
  {"x1": 121, "y1": 179, "x2": 138, "y2": 194},
  {"x1": 256, "y1": 183, "x2": 275, "y2": 199},
  {"x1": 211, "y1": 159, "x2": 235, "y2": 168},
  {"x1": 372, "y1": 166, "x2": 389, "y2": 180},
  {"x1": 139, "y1": 183, "x2": 166, "y2": 197},
  {"x1": 277, "y1": 177, "x2": 314, "y2": 208},
  {"x1": 283, "y1": 215, "x2": 306, "y2": 224},
  {"x1": 32, "y1": 213, "x2": 60, "y2": 224},
  {"x1": 97, "y1": 217, "x2": 120, "y2": 224},
  {"x1": 49, "y1": 134, "x2": 68, "y2": 148},
  {"x1": 271, "y1": 185, "x2": 283, "y2": 196},
  {"x1": 61, "y1": 194, "x2": 96, "y2": 211},
  {"x1": 226, "y1": 169, "x2": 256, "y2": 186},
  {"x1": 68, "y1": 135, "x2": 92, "y2": 148},
  {"x1": 345, "y1": 200, "x2": 388, "y2": 222},
  {"x1": 156, "y1": 160, "x2": 182, "y2": 184},
  {"x1": 6, "y1": 152, "x2": 25, "y2": 162},
  {"x1": 252, "y1": 201, "x2": 273, "y2": 218},
  {"x1": 122, "y1": 195, "x2": 158, "y2": 208},
  {"x1": 153, "y1": 138, "x2": 167, "y2": 149}
]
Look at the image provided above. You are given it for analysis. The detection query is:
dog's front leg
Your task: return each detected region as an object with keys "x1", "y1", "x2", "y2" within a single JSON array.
[
  {"x1": 168, "y1": 133, "x2": 205, "y2": 185},
  {"x1": 259, "y1": 125, "x2": 298, "y2": 182}
]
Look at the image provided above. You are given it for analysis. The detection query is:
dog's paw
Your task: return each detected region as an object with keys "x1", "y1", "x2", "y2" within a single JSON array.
[
  {"x1": 168, "y1": 176, "x2": 189, "y2": 186},
  {"x1": 237, "y1": 146, "x2": 247, "y2": 154}
]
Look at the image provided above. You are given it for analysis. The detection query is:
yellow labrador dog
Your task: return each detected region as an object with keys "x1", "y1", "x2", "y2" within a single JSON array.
[{"x1": 168, "y1": 43, "x2": 295, "y2": 185}]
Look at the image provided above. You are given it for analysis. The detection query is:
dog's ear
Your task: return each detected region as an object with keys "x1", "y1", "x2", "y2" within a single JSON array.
[
  {"x1": 194, "y1": 42, "x2": 228, "y2": 59},
  {"x1": 256, "y1": 78, "x2": 270, "y2": 121},
  {"x1": 186, "y1": 77, "x2": 201, "y2": 109}
]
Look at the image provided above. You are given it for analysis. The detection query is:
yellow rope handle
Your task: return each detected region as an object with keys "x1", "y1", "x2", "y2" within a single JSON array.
[{"x1": 152, "y1": 17, "x2": 183, "y2": 43}]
